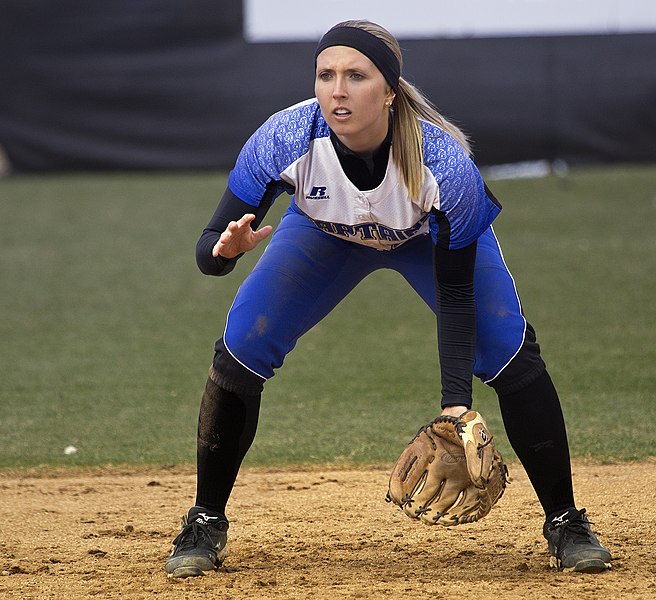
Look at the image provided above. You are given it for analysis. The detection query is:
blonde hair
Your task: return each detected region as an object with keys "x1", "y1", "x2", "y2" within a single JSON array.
[{"x1": 332, "y1": 20, "x2": 471, "y2": 199}]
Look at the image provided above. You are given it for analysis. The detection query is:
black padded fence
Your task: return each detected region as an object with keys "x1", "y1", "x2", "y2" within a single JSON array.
[{"x1": 1, "y1": 0, "x2": 654, "y2": 173}]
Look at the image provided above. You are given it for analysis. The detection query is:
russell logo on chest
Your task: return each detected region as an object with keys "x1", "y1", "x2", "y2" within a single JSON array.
[{"x1": 305, "y1": 186, "x2": 330, "y2": 200}]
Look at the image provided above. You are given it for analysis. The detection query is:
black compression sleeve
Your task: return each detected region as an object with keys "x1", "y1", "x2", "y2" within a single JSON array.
[
  {"x1": 434, "y1": 240, "x2": 477, "y2": 408},
  {"x1": 195, "y1": 187, "x2": 273, "y2": 276}
]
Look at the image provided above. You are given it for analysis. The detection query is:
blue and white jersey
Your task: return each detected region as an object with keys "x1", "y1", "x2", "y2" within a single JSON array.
[{"x1": 228, "y1": 99, "x2": 501, "y2": 250}]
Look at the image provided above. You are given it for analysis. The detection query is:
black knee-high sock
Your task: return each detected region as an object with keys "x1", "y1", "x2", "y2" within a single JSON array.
[
  {"x1": 195, "y1": 376, "x2": 261, "y2": 516},
  {"x1": 498, "y1": 370, "x2": 575, "y2": 519}
]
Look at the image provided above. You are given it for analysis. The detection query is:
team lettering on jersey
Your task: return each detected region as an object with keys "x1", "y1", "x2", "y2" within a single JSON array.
[{"x1": 304, "y1": 213, "x2": 430, "y2": 248}]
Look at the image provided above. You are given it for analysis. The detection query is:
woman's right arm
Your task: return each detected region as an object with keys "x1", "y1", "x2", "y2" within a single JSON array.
[
  {"x1": 198, "y1": 102, "x2": 318, "y2": 275},
  {"x1": 195, "y1": 187, "x2": 273, "y2": 276}
]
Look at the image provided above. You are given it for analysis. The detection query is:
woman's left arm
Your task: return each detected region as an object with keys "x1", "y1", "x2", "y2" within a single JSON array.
[{"x1": 433, "y1": 239, "x2": 477, "y2": 409}]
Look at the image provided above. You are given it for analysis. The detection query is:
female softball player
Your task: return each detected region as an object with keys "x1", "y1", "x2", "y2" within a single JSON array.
[{"x1": 165, "y1": 19, "x2": 611, "y2": 577}]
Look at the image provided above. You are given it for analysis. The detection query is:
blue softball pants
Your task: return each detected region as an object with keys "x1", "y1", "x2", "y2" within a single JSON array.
[{"x1": 215, "y1": 206, "x2": 544, "y2": 396}]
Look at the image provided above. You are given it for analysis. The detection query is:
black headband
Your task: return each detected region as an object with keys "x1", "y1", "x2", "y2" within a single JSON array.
[{"x1": 314, "y1": 26, "x2": 400, "y2": 90}]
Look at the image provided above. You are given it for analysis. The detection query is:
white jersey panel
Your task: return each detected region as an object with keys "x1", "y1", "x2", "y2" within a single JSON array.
[{"x1": 282, "y1": 137, "x2": 439, "y2": 250}]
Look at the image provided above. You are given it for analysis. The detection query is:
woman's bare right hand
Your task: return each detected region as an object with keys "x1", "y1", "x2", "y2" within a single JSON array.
[{"x1": 212, "y1": 214, "x2": 273, "y2": 259}]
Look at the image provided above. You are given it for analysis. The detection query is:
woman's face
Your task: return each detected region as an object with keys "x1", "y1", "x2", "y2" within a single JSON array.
[{"x1": 315, "y1": 45, "x2": 395, "y2": 154}]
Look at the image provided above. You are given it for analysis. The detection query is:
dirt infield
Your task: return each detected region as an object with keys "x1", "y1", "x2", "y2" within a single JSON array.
[{"x1": 1, "y1": 461, "x2": 654, "y2": 599}]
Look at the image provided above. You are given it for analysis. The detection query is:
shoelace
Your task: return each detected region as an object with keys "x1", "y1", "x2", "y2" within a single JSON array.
[
  {"x1": 173, "y1": 519, "x2": 214, "y2": 551},
  {"x1": 554, "y1": 509, "x2": 596, "y2": 553}
]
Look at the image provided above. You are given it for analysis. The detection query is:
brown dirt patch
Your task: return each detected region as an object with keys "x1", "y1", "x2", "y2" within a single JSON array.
[{"x1": 0, "y1": 460, "x2": 654, "y2": 599}]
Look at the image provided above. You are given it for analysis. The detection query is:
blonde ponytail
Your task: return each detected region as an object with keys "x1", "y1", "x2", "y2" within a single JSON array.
[{"x1": 394, "y1": 78, "x2": 471, "y2": 199}]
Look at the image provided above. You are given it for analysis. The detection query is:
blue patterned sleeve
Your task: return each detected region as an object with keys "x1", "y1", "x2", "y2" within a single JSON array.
[
  {"x1": 425, "y1": 126, "x2": 501, "y2": 249},
  {"x1": 227, "y1": 100, "x2": 324, "y2": 207}
]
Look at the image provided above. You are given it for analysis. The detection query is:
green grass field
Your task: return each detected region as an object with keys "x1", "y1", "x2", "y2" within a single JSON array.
[{"x1": 1, "y1": 165, "x2": 655, "y2": 469}]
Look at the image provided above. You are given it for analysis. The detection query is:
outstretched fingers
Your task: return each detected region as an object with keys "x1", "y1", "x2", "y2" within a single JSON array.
[{"x1": 213, "y1": 214, "x2": 273, "y2": 259}]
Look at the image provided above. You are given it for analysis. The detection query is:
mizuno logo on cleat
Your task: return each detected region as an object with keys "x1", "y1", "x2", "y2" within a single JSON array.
[{"x1": 195, "y1": 512, "x2": 220, "y2": 524}]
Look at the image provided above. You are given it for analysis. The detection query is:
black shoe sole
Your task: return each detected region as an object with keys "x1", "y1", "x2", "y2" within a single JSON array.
[
  {"x1": 167, "y1": 565, "x2": 208, "y2": 578},
  {"x1": 549, "y1": 555, "x2": 612, "y2": 573}
]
